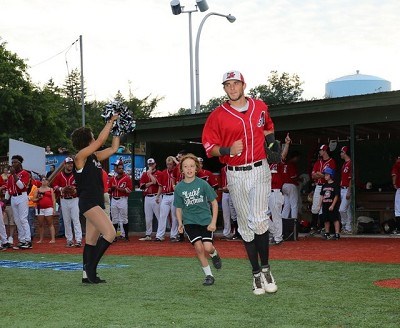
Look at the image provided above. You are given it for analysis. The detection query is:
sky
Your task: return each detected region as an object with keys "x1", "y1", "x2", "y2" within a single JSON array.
[{"x1": 1, "y1": 0, "x2": 400, "y2": 117}]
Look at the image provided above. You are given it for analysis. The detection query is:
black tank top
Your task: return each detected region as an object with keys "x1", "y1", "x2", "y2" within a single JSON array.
[{"x1": 74, "y1": 154, "x2": 103, "y2": 206}]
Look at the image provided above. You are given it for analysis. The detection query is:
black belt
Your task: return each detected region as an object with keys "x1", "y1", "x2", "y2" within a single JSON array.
[
  {"x1": 271, "y1": 189, "x2": 282, "y2": 193},
  {"x1": 317, "y1": 184, "x2": 323, "y2": 186},
  {"x1": 12, "y1": 192, "x2": 23, "y2": 196},
  {"x1": 146, "y1": 194, "x2": 157, "y2": 197},
  {"x1": 341, "y1": 186, "x2": 348, "y2": 189},
  {"x1": 227, "y1": 160, "x2": 263, "y2": 171},
  {"x1": 113, "y1": 197, "x2": 121, "y2": 200},
  {"x1": 63, "y1": 197, "x2": 75, "y2": 199},
  {"x1": 223, "y1": 191, "x2": 229, "y2": 193},
  {"x1": 164, "y1": 193, "x2": 174, "y2": 196}
]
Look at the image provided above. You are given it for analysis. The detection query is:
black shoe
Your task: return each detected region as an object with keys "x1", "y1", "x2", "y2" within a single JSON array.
[
  {"x1": 2, "y1": 242, "x2": 12, "y2": 249},
  {"x1": 211, "y1": 254, "x2": 222, "y2": 270},
  {"x1": 203, "y1": 275, "x2": 215, "y2": 286},
  {"x1": 333, "y1": 233, "x2": 340, "y2": 240},
  {"x1": 82, "y1": 276, "x2": 107, "y2": 284},
  {"x1": 270, "y1": 239, "x2": 283, "y2": 246},
  {"x1": 154, "y1": 238, "x2": 164, "y2": 242},
  {"x1": 323, "y1": 233, "x2": 332, "y2": 240}
]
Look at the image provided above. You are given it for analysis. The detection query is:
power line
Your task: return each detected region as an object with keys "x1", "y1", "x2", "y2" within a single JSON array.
[{"x1": 30, "y1": 38, "x2": 79, "y2": 68}]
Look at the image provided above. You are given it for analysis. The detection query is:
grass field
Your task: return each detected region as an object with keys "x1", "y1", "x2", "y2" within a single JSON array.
[{"x1": 1, "y1": 252, "x2": 399, "y2": 328}]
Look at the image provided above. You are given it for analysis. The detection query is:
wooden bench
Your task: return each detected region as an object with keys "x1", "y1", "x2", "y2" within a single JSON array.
[{"x1": 355, "y1": 192, "x2": 394, "y2": 229}]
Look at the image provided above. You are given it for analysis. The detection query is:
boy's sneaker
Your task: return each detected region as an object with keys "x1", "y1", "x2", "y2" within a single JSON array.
[
  {"x1": 139, "y1": 235, "x2": 152, "y2": 241},
  {"x1": 252, "y1": 273, "x2": 265, "y2": 295},
  {"x1": 211, "y1": 253, "x2": 222, "y2": 270},
  {"x1": 13, "y1": 242, "x2": 25, "y2": 250},
  {"x1": 75, "y1": 242, "x2": 82, "y2": 247},
  {"x1": 20, "y1": 241, "x2": 33, "y2": 249},
  {"x1": 323, "y1": 233, "x2": 332, "y2": 240},
  {"x1": 203, "y1": 275, "x2": 215, "y2": 286},
  {"x1": 65, "y1": 241, "x2": 74, "y2": 247},
  {"x1": 333, "y1": 233, "x2": 340, "y2": 240},
  {"x1": 261, "y1": 265, "x2": 278, "y2": 293},
  {"x1": 2, "y1": 242, "x2": 12, "y2": 249}
]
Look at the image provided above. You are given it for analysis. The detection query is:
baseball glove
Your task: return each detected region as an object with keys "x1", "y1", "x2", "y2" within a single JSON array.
[
  {"x1": 265, "y1": 140, "x2": 282, "y2": 164},
  {"x1": 63, "y1": 185, "x2": 76, "y2": 197}
]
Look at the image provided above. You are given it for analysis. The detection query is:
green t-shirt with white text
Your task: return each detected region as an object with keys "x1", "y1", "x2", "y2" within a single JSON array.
[{"x1": 173, "y1": 176, "x2": 217, "y2": 226}]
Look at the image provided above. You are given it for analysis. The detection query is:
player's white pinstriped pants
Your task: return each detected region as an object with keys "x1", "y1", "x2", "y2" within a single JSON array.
[
  {"x1": 227, "y1": 159, "x2": 271, "y2": 242},
  {"x1": 311, "y1": 185, "x2": 323, "y2": 214},
  {"x1": 11, "y1": 193, "x2": 31, "y2": 243},
  {"x1": 221, "y1": 192, "x2": 237, "y2": 237},
  {"x1": 111, "y1": 197, "x2": 129, "y2": 225},
  {"x1": 268, "y1": 189, "x2": 284, "y2": 242},
  {"x1": 156, "y1": 194, "x2": 177, "y2": 239},
  {"x1": 339, "y1": 187, "x2": 352, "y2": 231},
  {"x1": 0, "y1": 209, "x2": 8, "y2": 244},
  {"x1": 144, "y1": 195, "x2": 160, "y2": 236},
  {"x1": 61, "y1": 198, "x2": 82, "y2": 243},
  {"x1": 394, "y1": 188, "x2": 400, "y2": 217},
  {"x1": 281, "y1": 183, "x2": 298, "y2": 219}
]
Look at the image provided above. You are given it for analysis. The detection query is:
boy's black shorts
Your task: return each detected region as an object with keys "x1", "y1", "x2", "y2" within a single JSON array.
[
  {"x1": 184, "y1": 224, "x2": 214, "y2": 245},
  {"x1": 321, "y1": 208, "x2": 340, "y2": 223}
]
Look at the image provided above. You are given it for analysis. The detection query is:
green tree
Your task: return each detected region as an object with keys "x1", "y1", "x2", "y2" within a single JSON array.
[{"x1": 249, "y1": 70, "x2": 304, "y2": 105}]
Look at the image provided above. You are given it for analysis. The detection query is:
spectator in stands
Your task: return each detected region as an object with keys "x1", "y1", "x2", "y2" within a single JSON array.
[
  {"x1": 339, "y1": 146, "x2": 353, "y2": 234},
  {"x1": 45, "y1": 145, "x2": 53, "y2": 155},
  {"x1": 33, "y1": 177, "x2": 56, "y2": 243},
  {"x1": 46, "y1": 165, "x2": 55, "y2": 179},
  {"x1": 391, "y1": 155, "x2": 400, "y2": 235}
]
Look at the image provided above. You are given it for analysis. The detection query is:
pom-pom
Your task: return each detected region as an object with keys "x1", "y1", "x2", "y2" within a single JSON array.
[{"x1": 102, "y1": 101, "x2": 136, "y2": 136}]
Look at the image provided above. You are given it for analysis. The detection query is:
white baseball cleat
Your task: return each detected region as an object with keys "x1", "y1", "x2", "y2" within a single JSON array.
[
  {"x1": 261, "y1": 265, "x2": 278, "y2": 293},
  {"x1": 252, "y1": 273, "x2": 266, "y2": 295}
]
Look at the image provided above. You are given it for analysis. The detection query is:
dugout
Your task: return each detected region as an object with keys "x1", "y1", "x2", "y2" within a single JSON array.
[{"x1": 128, "y1": 90, "x2": 400, "y2": 233}]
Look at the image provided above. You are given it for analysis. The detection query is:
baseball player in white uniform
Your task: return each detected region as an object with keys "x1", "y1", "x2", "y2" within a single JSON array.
[
  {"x1": 339, "y1": 146, "x2": 353, "y2": 234},
  {"x1": 202, "y1": 70, "x2": 278, "y2": 295},
  {"x1": 109, "y1": 162, "x2": 133, "y2": 241},
  {"x1": 139, "y1": 158, "x2": 161, "y2": 241},
  {"x1": 220, "y1": 165, "x2": 237, "y2": 239}
]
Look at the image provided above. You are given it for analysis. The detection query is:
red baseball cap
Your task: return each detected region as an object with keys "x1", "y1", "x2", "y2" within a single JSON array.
[
  {"x1": 341, "y1": 146, "x2": 349, "y2": 154},
  {"x1": 319, "y1": 144, "x2": 328, "y2": 151}
]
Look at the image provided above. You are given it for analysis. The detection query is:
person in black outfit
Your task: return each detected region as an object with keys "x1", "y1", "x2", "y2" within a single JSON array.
[
  {"x1": 71, "y1": 115, "x2": 120, "y2": 284},
  {"x1": 317, "y1": 167, "x2": 341, "y2": 240}
]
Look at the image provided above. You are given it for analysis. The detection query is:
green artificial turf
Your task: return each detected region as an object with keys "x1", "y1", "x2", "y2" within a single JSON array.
[{"x1": 0, "y1": 252, "x2": 399, "y2": 327}]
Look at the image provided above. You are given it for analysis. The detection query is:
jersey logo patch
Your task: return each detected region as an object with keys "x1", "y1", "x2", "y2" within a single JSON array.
[{"x1": 257, "y1": 112, "x2": 265, "y2": 127}]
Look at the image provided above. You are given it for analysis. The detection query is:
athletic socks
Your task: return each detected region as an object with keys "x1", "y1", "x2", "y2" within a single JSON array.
[
  {"x1": 85, "y1": 236, "x2": 112, "y2": 283},
  {"x1": 243, "y1": 239, "x2": 261, "y2": 273},
  {"x1": 202, "y1": 265, "x2": 213, "y2": 277},
  {"x1": 123, "y1": 224, "x2": 129, "y2": 240},
  {"x1": 254, "y1": 231, "x2": 270, "y2": 267}
]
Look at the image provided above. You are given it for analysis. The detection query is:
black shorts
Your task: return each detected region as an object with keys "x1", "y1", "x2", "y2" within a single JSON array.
[
  {"x1": 79, "y1": 197, "x2": 105, "y2": 215},
  {"x1": 184, "y1": 224, "x2": 213, "y2": 245},
  {"x1": 321, "y1": 208, "x2": 340, "y2": 223}
]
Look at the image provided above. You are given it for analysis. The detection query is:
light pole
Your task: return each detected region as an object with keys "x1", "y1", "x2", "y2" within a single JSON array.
[
  {"x1": 170, "y1": 0, "x2": 209, "y2": 114},
  {"x1": 195, "y1": 13, "x2": 236, "y2": 113}
]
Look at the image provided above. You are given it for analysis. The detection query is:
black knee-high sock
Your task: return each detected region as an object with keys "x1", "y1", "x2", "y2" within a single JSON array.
[
  {"x1": 243, "y1": 240, "x2": 260, "y2": 273},
  {"x1": 311, "y1": 214, "x2": 319, "y2": 229},
  {"x1": 123, "y1": 224, "x2": 129, "y2": 239},
  {"x1": 83, "y1": 244, "x2": 96, "y2": 277},
  {"x1": 254, "y1": 231, "x2": 269, "y2": 267},
  {"x1": 86, "y1": 236, "x2": 111, "y2": 283}
]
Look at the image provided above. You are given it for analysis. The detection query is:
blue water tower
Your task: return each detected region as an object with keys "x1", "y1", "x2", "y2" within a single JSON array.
[{"x1": 325, "y1": 71, "x2": 391, "y2": 98}]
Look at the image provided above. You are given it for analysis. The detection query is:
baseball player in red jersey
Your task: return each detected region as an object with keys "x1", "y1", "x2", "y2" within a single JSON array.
[
  {"x1": 155, "y1": 156, "x2": 178, "y2": 241},
  {"x1": 281, "y1": 151, "x2": 300, "y2": 221},
  {"x1": 109, "y1": 162, "x2": 133, "y2": 241},
  {"x1": 202, "y1": 70, "x2": 277, "y2": 295},
  {"x1": 52, "y1": 157, "x2": 83, "y2": 247},
  {"x1": 339, "y1": 146, "x2": 353, "y2": 234},
  {"x1": 268, "y1": 134, "x2": 291, "y2": 245},
  {"x1": 139, "y1": 158, "x2": 161, "y2": 241},
  {"x1": 6, "y1": 155, "x2": 32, "y2": 249},
  {"x1": 310, "y1": 144, "x2": 336, "y2": 235},
  {"x1": 391, "y1": 155, "x2": 400, "y2": 234},
  {"x1": 197, "y1": 157, "x2": 218, "y2": 189}
]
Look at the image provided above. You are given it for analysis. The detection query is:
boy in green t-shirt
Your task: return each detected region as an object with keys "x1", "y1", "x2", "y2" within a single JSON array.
[{"x1": 174, "y1": 154, "x2": 222, "y2": 286}]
